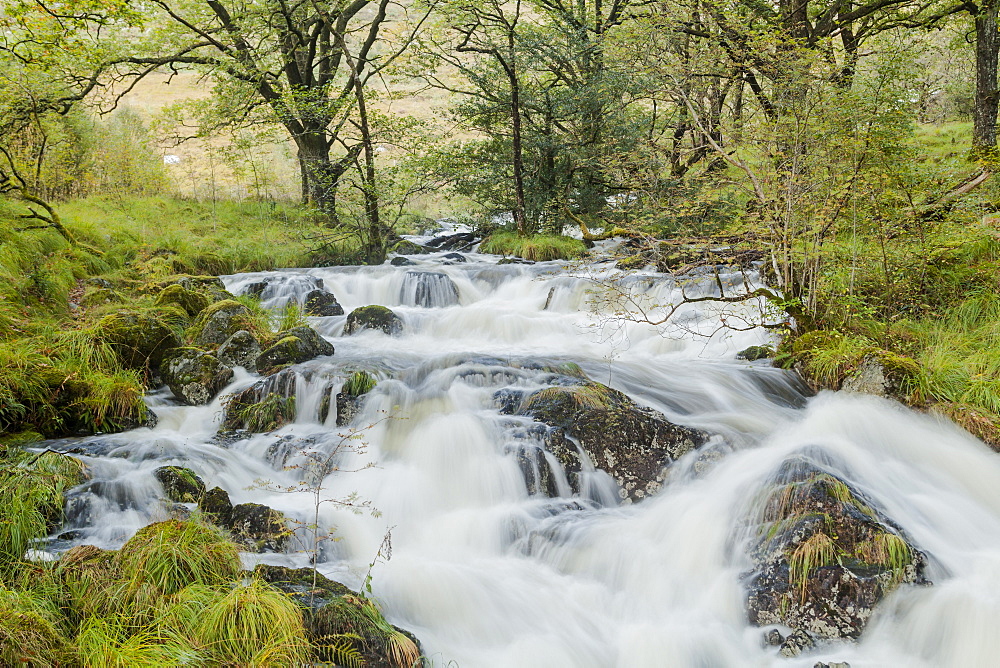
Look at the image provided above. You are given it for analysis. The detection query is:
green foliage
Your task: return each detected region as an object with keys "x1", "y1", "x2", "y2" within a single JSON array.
[
  {"x1": 0, "y1": 586, "x2": 75, "y2": 666},
  {"x1": 224, "y1": 393, "x2": 297, "y2": 433},
  {"x1": 165, "y1": 580, "x2": 309, "y2": 665},
  {"x1": 480, "y1": 232, "x2": 587, "y2": 261},
  {"x1": 114, "y1": 519, "x2": 242, "y2": 596},
  {"x1": 277, "y1": 300, "x2": 308, "y2": 333},
  {"x1": 525, "y1": 384, "x2": 614, "y2": 413},
  {"x1": 342, "y1": 371, "x2": 377, "y2": 398},
  {"x1": 314, "y1": 594, "x2": 420, "y2": 668},
  {"x1": 76, "y1": 616, "x2": 197, "y2": 668}
]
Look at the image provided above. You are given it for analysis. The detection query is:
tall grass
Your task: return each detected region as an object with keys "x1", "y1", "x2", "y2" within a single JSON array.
[{"x1": 480, "y1": 231, "x2": 587, "y2": 261}]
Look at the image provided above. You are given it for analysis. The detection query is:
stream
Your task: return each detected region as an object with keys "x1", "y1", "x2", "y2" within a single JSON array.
[{"x1": 44, "y1": 229, "x2": 1000, "y2": 667}]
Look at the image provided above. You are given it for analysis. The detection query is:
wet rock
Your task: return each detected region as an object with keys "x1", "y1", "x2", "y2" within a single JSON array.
[
  {"x1": 442, "y1": 252, "x2": 467, "y2": 263},
  {"x1": 502, "y1": 381, "x2": 709, "y2": 502},
  {"x1": 228, "y1": 503, "x2": 291, "y2": 552},
  {"x1": 239, "y1": 274, "x2": 323, "y2": 301},
  {"x1": 254, "y1": 565, "x2": 422, "y2": 666},
  {"x1": 200, "y1": 486, "x2": 233, "y2": 525},
  {"x1": 814, "y1": 662, "x2": 851, "y2": 668},
  {"x1": 153, "y1": 466, "x2": 206, "y2": 503},
  {"x1": 303, "y1": 289, "x2": 345, "y2": 316},
  {"x1": 391, "y1": 239, "x2": 431, "y2": 255},
  {"x1": 257, "y1": 325, "x2": 335, "y2": 370},
  {"x1": 243, "y1": 281, "x2": 268, "y2": 298},
  {"x1": 344, "y1": 305, "x2": 403, "y2": 336},
  {"x1": 155, "y1": 284, "x2": 210, "y2": 317},
  {"x1": 764, "y1": 628, "x2": 784, "y2": 646},
  {"x1": 737, "y1": 345, "x2": 774, "y2": 361},
  {"x1": 156, "y1": 274, "x2": 234, "y2": 303},
  {"x1": 189, "y1": 300, "x2": 256, "y2": 348},
  {"x1": 497, "y1": 257, "x2": 534, "y2": 265},
  {"x1": 424, "y1": 231, "x2": 477, "y2": 251},
  {"x1": 95, "y1": 310, "x2": 181, "y2": 370},
  {"x1": 390, "y1": 256, "x2": 415, "y2": 266},
  {"x1": 779, "y1": 629, "x2": 815, "y2": 657},
  {"x1": 161, "y1": 347, "x2": 234, "y2": 405},
  {"x1": 216, "y1": 330, "x2": 261, "y2": 372},
  {"x1": 841, "y1": 352, "x2": 918, "y2": 400},
  {"x1": 745, "y1": 455, "x2": 928, "y2": 645}
]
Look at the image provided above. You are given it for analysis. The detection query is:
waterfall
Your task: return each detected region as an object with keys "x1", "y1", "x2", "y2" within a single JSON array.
[{"x1": 41, "y1": 236, "x2": 1000, "y2": 667}]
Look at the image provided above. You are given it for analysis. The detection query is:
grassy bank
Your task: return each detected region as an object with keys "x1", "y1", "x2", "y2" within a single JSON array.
[{"x1": 480, "y1": 230, "x2": 588, "y2": 261}]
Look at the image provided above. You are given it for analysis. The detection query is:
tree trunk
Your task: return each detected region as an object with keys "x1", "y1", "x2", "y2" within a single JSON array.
[
  {"x1": 974, "y1": 0, "x2": 1000, "y2": 156},
  {"x1": 295, "y1": 130, "x2": 354, "y2": 217},
  {"x1": 505, "y1": 55, "x2": 529, "y2": 236}
]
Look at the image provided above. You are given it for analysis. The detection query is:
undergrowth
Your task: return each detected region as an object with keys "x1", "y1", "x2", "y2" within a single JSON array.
[{"x1": 480, "y1": 231, "x2": 587, "y2": 261}]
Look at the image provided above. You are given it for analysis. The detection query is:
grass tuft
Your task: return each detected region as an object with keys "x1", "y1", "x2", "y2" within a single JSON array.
[{"x1": 480, "y1": 231, "x2": 587, "y2": 261}]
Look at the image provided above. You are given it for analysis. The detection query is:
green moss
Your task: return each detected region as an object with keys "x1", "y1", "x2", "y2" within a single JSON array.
[
  {"x1": 94, "y1": 309, "x2": 181, "y2": 370},
  {"x1": 343, "y1": 305, "x2": 402, "y2": 336},
  {"x1": 155, "y1": 284, "x2": 210, "y2": 317}
]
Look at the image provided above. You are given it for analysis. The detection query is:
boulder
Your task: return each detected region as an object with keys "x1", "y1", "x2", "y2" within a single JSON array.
[
  {"x1": 228, "y1": 502, "x2": 291, "y2": 552},
  {"x1": 502, "y1": 381, "x2": 708, "y2": 502},
  {"x1": 390, "y1": 239, "x2": 431, "y2": 255},
  {"x1": 744, "y1": 455, "x2": 928, "y2": 646},
  {"x1": 841, "y1": 352, "x2": 918, "y2": 400},
  {"x1": 155, "y1": 275, "x2": 234, "y2": 303},
  {"x1": 257, "y1": 326, "x2": 335, "y2": 370},
  {"x1": 737, "y1": 345, "x2": 774, "y2": 361},
  {"x1": 216, "y1": 330, "x2": 261, "y2": 372},
  {"x1": 400, "y1": 271, "x2": 460, "y2": 308},
  {"x1": 153, "y1": 466, "x2": 206, "y2": 503},
  {"x1": 95, "y1": 310, "x2": 181, "y2": 370},
  {"x1": 303, "y1": 289, "x2": 344, "y2": 317},
  {"x1": 188, "y1": 300, "x2": 257, "y2": 349},
  {"x1": 424, "y1": 231, "x2": 477, "y2": 251},
  {"x1": 200, "y1": 486, "x2": 234, "y2": 525},
  {"x1": 343, "y1": 305, "x2": 403, "y2": 336},
  {"x1": 254, "y1": 565, "x2": 422, "y2": 666},
  {"x1": 390, "y1": 256, "x2": 416, "y2": 266},
  {"x1": 442, "y1": 252, "x2": 467, "y2": 263},
  {"x1": 161, "y1": 347, "x2": 234, "y2": 405},
  {"x1": 155, "y1": 284, "x2": 210, "y2": 317}
]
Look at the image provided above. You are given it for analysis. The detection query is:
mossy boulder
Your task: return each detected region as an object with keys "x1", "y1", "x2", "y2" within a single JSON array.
[
  {"x1": 216, "y1": 330, "x2": 262, "y2": 372},
  {"x1": 154, "y1": 466, "x2": 207, "y2": 503},
  {"x1": 161, "y1": 347, "x2": 234, "y2": 405},
  {"x1": 188, "y1": 300, "x2": 255, "y2": 348},
  {"x1": 737, "y1": 345, "x2": 775, "y2": 362},
  {"x1": 390, "y1": 239, "x2": 430, "y2": 255},
  {"x1": 303, "y1": 289, "x2": 344, "y2": 316},
  {"x1": 200, "y1": 486, "x2": 234, "y2": 525},
  {"x1": 194, "y1": 489, "x2": 289, "y2": 552},
  {"x1": 501, "y1": 381, "x2": 708, "y2": 503},
  {"x1": 343, "y1": 305, "x2": 403, "y2": 336},
  {"x1": 94, "y1": 310, "x2": 181, "y2": 370},
  {"x1": 80, "y1": 287, "x2": 122, "y2": 307},
  {"x1": 154, "y1": 274, "x2": 234, "y2": 303},
  {"x1": 155, "y1": 284, "x2": 210, "y2": 317},
  {"x1": 254, "y1": 565, "x2": 423, "y2": 666},
  {"x1": 257, "y1": 326, "x2": 335, "y2": 371},
  {"x1": 841, "y1": 351, "x2": 918, "y2": 400},
  {"x1": 744, "y1": 455, "x2": 927, "y2": 653}
]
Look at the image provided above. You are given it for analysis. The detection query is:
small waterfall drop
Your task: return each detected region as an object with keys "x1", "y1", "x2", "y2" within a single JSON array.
[{"x1": 40, "y1": 229, "x2": 1000, "y2": 667}]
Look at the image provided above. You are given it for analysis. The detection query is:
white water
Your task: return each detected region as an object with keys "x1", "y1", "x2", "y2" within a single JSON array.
[{"x1": 48, "y1": 234, "x2": 1000, "y2": 667}]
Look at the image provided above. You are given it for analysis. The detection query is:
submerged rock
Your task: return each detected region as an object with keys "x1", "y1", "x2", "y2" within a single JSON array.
[
  {"x1": 744, "y1": 455, "x2": 928, "y2": 647},
  {"x1": 154, "y1": 466, "x2": 206, "y2": 503},
  {"x1": 257, "y1": 325, "x2": 335, "y2": 370},
  {"x1": 255, "y1": 565, "x2": 422, "y2": 666},
  {"x1": 161, "y1": 347, "x2": 234, "y2": 405},
  {"x1": 502, "y1": 381, "x2": 709, "y2": 502},
  {"x1": 343, "y1": 305, "x2": 403, "y2": 336},
  {"x1": 400, "y1": 271, "x2": 460, "y2": 308}
]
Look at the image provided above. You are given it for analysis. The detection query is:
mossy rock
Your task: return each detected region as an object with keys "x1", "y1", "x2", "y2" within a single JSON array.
[
  {"x1": 617, "y1": 254, "x2": 650, "y2": 270},
  {"x1": 200, "y1": 486, "x2": 234, "y2": 525},
  {"x1": 841, "y1": 351, "x2": 919, "y2": 399},
  {"x1": 391, "y1": 239, "x2": 431, "y2": 255},
  {"x1": 155, "y1": 284, "x2": 210, "y2": 317},
  {"x1": 745, "y1": 455, "x2": 927, "y2": 644},
  {"x1": 152, "y1": 274, "x2": 233, "y2": 303},
  {"x1": 257, "y1": 326, "x2": 335, "y2": 371},
  {"x1": 216, "y1": 330, "x2": 262, "y2": 372},
  {"x1": 737, "y1": 345, "x2": 775, "y2": 361},
  {"x1": 343, "y1": 305, "x2": 403, "y2": 336},
  {"x1": 80, "y1": 287, "x2": 123, "y2": 307},
  {"x1": 228, "y1": 503, "x2": 291, "y2": 552},
  {"x1": 303, "y1": 289, "x2": 344, "y2": 316},
  {"x1": 254, "y1": 565, "x2": 422, "y2": 666},
  {"x1": 505, "y1": 381, "x2": 709, "y2": 502},
  {"x1": 791, "y1": 330, "x2": 845, "y2": 356},
  {"x1": 187, "y1": 299, "x2": 255, "y2": 348},
  {"x1": 94, "y1": 309, "x2": 181, "y2": 370},
  {"x1": 154, "y1": 466, "x2": 207, "y2": 503},
  {"x1": 161, "y1": 347, "x2": 234, "y2": 405}
]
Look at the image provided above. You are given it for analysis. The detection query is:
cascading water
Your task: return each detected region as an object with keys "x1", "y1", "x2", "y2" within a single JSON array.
[{"x1": 42, "y1": 229, "x2": 1000, "y2": 667}]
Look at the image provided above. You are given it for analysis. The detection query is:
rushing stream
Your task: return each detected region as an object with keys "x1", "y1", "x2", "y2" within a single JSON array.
[{"x1": 44, "y1": 228, "x2": 1000, "y2": 667}]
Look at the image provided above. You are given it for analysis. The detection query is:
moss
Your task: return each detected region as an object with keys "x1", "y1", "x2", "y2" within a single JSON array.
[
  {"x1": 616, "y1": 254, "x2": 649, "y2": 269},
  {"x1": 186, "y1": 299, "x2": 259, "y2": 348},
  {"x1": 0, "y1": 431, "x2": 43, "y2": 448},
  {"x1": 155, "y1": 284, "x2": 210, "y2": 317},
  {"x1": 343, "y1": 305, "x2": 402, "y2": 336},
  {"x1": 94, "y1": 309, "x2": 181, "y2": 370}
]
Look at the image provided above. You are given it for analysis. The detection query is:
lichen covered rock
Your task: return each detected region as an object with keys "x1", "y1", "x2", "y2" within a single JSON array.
[
  {"x1": 216, "y1": 330, "x2": 262, "y2": 371},
  {"x1": 501, "y1": 381, "x2": 708, "y2": 502},
  {"x1": 744, "y1": 454, "x2": 928, "y2": 647},
  {"x1": 161, "y1": 347, "x2": 233, "y2": 405},
  {"x1": 188, "y1": 300, "x2": 255, "y2": 348},
  {"x1": 228, "y1": 502, "x2": 291, "y2": 552},
  {"x1": 94, "y1": 310, "x2": 181, "y2": 370},
  {"x1": 257, "y1": 326, "x2": 334, "y2": 370},
  {"x1": 343, "y1": 305, "x2": 403, "y2": 336}
]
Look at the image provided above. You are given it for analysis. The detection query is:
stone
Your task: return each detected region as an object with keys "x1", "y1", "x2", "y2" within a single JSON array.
[
  {"x1": 841, "y1": 352, "x2": 917, "y2": 400},
  {"x1": 200, "y1": 486, "x2": 233, "y2": 525},
  {"x1": 153, "y1": 466, "x2": 206, "y2": 503},
  {"x1": 189, "y1": 300, "x2": 256, "y2": 348},
  {"x1": 779, "y1": 629, "x2": 815, "y2": 657},
  {"x1": 216, "y1": 330, "x2": 261, "y2": 372},
  {"x1": 442, "y1": 252, "x2": 467, "y2": 263},
  {"x1": 228, "y1": 502, "x2": 291, "y2": 552},
  {"x1": 343, "y1": 305, "x2": 403, "y2": 336},
  {"x1": 745, "y1": 455, "x2": 928, "y2": 644},
  {"x1": 161, "y1": 347, "x2": 234, "y2": 405},
  {"x1": 256, "y1": 326, "x2": 335, "y2": 370},
  {"x1": 400, "y1": 271, "x2": 460, "y2": 307},
  {"x1": 502, "y1": 381, "x2": 709, "y2": 502},
  {"x1": 303, "y1": 289, "x2": 344, "y2": 316},
  {"x1": 737, "y1": 345, "x2": 775, "y2": 361},
  {"x1": 391, "y1": 239, "x2": 431, "y2": 255},
  {"x1": 155, "y1": 275, "x2": 234, "y2": 303},
  {"x1": 764, "y1": 629, "x2": 784, "y2": 646},
  {"x1": 155, "y1": 284, "x2": 210, "y2": 317},
  {"x1": 95, "y1": 310, "x2": 181, "y2": 370},
  {"x1": 424, "y1": 231, "x2": 477, "y2": 251},
  {"x1": 390, "y1": 256, "x2": 416, "y2": 266}
]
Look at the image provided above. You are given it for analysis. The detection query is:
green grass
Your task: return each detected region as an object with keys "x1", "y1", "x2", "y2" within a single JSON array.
[
  {"x1": 342, "y1": 371, "x2": 377, "y2": 398},
  {"x1": 480, "y1": 231, "x2": 587, "y2": 261}
]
